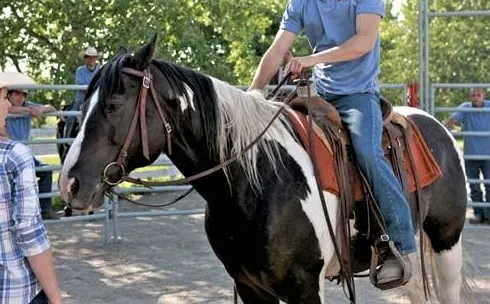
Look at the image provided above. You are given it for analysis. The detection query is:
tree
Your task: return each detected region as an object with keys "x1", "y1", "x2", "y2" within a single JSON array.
[
  {"x1": 0, "y1": 0, "x2": 292, "y2": 108},
  {"x1": 380, "y1": 0, "x2": 490, "y2": 117},
  {"x1": 2, "y1": 0, "x2": 489, "y2": 117}
]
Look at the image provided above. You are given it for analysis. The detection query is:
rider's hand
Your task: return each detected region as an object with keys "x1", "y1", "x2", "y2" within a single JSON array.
[{"x1": 283, "y1": 56, "x2": 315, "y2": 79}]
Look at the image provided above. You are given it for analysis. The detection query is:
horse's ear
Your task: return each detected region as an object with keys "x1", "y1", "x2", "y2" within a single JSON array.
[
  {"x1": 111, "y1": 45, "x2": 128, "y2": 60},
  {"x1": 132, "y1": 33, "x2": 158, "y2": 70}
]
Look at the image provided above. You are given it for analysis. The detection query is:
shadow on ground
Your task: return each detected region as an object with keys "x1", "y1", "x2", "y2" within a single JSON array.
[{"x1": 48, "y1": 192, "x2": 490, "y2": 303}]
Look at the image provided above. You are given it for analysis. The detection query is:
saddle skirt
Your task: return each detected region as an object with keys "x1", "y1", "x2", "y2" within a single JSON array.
[{"x1": 284, "y1": 102, "x2": 442, "y2": 201}]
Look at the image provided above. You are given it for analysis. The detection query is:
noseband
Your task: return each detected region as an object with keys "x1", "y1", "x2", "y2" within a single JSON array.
[{"x1": 102, "y1": 67, "x2": 172, "y2": 185}]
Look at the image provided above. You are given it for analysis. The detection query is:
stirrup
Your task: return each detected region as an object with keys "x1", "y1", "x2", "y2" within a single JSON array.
[{"x1": 369, "y1": 236, "x2": 412, "y2": 290}]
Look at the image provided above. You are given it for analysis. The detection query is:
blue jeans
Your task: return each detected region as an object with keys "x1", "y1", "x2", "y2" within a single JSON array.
[
  {"x1": 320, "y1": 91, "x2": 416, "y2": 254},
  {"x1": 34, "y1": 158, "x2": 53, "y2": 212},
  {"x1": 465, "y1": 160, "x2": 490, "y2": 219}
]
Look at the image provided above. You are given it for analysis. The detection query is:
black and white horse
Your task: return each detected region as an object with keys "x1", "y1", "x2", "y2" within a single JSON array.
[{"x1": 59, "y1": 36, "x2": 468, "y2": 303}]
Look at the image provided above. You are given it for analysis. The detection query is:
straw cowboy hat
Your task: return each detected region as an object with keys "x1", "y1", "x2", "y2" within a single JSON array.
[
  {"x1": 79, "y1": 46, "x2": 103, "y2": 59},
  {"x1": 0, "y1": 72, "x2": 36, "y2": 89}
]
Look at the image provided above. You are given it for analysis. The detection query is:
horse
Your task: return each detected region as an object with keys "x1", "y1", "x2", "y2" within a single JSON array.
[{"x1": 59, "y1": 35, "x2": 468, "y2": 304}]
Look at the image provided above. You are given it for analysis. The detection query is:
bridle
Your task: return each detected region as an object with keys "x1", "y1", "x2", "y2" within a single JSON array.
[
  {"x1": 102, "y1": 67, "x2": 172, "y2": 186},
  {"x1": 102, "y1": 66, "x2": 297, "y2": 188}
]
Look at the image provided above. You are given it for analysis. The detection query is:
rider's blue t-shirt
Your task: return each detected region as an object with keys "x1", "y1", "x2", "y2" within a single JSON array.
[
  {"x1": 451, "y1": 100, "x2": 490, "y2": 156},
  {"x1": 280, "y1": 0, "x2": 385, "y2": 95}
]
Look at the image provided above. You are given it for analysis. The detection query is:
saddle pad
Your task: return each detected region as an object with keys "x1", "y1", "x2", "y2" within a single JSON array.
[{"x1": 285, "y1": 109, "x2": 442, "y2": 201}]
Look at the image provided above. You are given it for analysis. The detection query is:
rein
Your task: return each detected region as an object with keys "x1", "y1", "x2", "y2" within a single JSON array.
[
  {"x1": 102, "y1": 67, "x2": 173, "y2": 186},
  {"x1": 104, "y1": 69, "x2": 296, "y2": 189},
  {"x1": 102, "y1": 68, "x2": 296, "y2": 208}
]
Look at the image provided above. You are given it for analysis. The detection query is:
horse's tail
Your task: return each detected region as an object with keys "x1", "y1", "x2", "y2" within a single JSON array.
[{"x1": 422, "y1": 233, "x2": 477, "y2": 304}]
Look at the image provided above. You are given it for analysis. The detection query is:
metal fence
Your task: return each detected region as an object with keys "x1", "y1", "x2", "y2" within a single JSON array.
[
  {"x1": 432, "y1": 83, "x2": 490, "y2": 220},
  {"x1": 11, "y1": 81, "x2": 490, "y2": 244}
]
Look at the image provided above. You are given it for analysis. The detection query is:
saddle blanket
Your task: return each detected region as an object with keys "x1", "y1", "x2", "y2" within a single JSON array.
[{"x1": 286, "y1": 110, "x2": 443, "y2": 201}]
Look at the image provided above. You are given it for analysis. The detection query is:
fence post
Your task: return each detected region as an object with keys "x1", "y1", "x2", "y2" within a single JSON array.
[
  {"x1": 104, "y1": 196, "x2": 111, "y2": 245},
  {"x1": 112, "y1": 193, "x2": 122, "y2": 243}
]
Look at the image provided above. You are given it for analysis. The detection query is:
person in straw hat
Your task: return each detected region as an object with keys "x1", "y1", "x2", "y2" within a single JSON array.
[
  {"x1": 75, "y1": 46, "x2": 102, "y2": 104},
  {"x1": 0, "y1": 72, "x2": 62, "y2": 304},
  {"x1": 6, "y1": 87, "x2": 58, "y2": 221}
]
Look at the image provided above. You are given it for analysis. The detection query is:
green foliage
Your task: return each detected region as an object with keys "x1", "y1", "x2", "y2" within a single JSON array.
[
  {"x1": 0, "y1": 0, "x2": 290, "y2": 104},
  {"x1": 381, "y1": 0, "x2": 490, "y2": 118},
  {"x1": 1, "y1": 0, "x2": 489, "y2": 115}
]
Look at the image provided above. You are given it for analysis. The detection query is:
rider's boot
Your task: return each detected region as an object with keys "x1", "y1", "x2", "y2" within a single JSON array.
[{"x1": 372, "y1": 240, "x2": 412, "y2": 290}]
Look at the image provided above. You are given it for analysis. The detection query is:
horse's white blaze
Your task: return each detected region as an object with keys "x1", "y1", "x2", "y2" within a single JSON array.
[
  {"x1": 433, "y1": 237, "x2": 463, "y2": 304},
  {"x1": 60, "y1": 89, "x2": 99, "y2": 183},
  {"x1": 276, "y1": 131, "x2": 338, "y2": 304},
  {"x1": 179, "y1": 83, "x2": 195, "y2": 112}
]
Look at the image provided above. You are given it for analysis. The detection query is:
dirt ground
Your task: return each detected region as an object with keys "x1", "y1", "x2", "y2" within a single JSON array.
[{"x1": 46, "y1": 191, "x2": 490, "y2": 304}]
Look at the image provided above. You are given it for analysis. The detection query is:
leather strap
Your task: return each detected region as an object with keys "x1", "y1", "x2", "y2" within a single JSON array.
[
  {"x1": 107, "y1": 71, "x2": 297, "y2": 187},
  {"x1": 403, "y1": 120, "x2": 432, "y2": 299}
]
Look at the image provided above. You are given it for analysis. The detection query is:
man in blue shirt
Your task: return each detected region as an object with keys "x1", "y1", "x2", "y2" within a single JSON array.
[
  {"x1": 75, "y1": 46, "x2": 101, "y2": 105},
  {"x1": 249, "y1": 0, "x2": 415, "y2": 288},
  {"x1": 6, "y1": 89, "x2": 58, "y2": 220},
  {"x1": 446, "y1": 88, "x2": 490, "y2": 224},
  {"x1": 63, "y1": 46, "x2": 102, "y2": 151}
]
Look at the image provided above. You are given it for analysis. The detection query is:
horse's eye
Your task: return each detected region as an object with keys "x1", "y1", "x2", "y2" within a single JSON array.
[{"x1": 107, "y1": 102, "x2": 123, "y2": 113}]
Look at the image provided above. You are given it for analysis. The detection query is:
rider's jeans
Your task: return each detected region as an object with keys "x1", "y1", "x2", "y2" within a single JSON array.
[{"x1": 319, "y1": 91, "x2": 416, "y2": 255}]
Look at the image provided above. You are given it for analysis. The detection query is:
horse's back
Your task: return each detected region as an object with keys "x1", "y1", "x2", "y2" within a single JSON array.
[{"x1": 394, "y1": 106, "x2": 466, "y2": 251}]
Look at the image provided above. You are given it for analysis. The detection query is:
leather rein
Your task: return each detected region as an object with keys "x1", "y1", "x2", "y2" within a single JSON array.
[{"x1": 102, "y1": 67, "x2": 296, "y2": 189}]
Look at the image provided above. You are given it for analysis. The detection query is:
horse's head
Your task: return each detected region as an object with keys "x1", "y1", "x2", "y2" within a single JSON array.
[{"x1": 59, "y1": 34, "x2": 177, "y2": 210}]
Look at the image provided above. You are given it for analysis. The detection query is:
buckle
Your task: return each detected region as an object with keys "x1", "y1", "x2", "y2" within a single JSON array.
[
  {"x1": 165, "y1": 123, "x2": 172, "y2": 134},
  {"x1": 142, "y1": 76, "x2": 150, "y2": 89},
  {"x1": 380, "y1": 234, "x2": 390, "y2": 242}
]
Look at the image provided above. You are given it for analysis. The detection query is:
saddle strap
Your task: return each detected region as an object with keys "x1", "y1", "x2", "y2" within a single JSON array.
[
  {"x1": 384, "y1": 123, "x2": 409, "y2": 197},
  {"x1": 401, "y1": 121, "x2": 432, "y2": 299},
  {"x1": 310, "y1": 111, "x2": 356, "y2": 301}
]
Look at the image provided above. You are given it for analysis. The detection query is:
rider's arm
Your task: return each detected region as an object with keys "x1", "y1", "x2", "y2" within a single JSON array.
[
  {"x1": 249, "y1": 1, "x2": 302, "y2": 91},
  {"x1": 308, "y1": 13, "x2": 382, "y2": 66},
  {"x1": 249, "y1": 30, "x2": 297, "y2": 91}
]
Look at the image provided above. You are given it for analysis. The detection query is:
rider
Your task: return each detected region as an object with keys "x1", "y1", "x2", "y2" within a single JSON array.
[{"x1": 249, "y1": 0, "x2": 415, "y2": 288}]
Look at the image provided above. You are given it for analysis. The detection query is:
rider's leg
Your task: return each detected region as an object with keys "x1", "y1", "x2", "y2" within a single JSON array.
[{"x1": 321, "y1": 91, "x2": 416, "y2": 285}]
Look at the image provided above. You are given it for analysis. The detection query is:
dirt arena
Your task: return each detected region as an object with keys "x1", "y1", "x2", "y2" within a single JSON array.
[{"x1": 46, "y1": 191, "x2": 490, "y2": 304}]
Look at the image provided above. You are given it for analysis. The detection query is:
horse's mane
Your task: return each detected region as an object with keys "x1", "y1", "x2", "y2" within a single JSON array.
[
  {"x1": 209, "y1": 77, "x2": 293, "y2": 187},
  {"x1": 90, "y1": 53, "x2": 292, "y2": 189}
]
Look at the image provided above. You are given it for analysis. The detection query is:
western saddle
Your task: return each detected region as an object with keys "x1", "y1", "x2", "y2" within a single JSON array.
[{"x1": 283, "y1": 80, "x2": 441, "y2": 294}]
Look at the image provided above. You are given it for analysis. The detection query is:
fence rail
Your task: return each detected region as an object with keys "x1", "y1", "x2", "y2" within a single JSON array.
[{"x1": 10, "y1": 81, "x2": 490, "y2": 244}]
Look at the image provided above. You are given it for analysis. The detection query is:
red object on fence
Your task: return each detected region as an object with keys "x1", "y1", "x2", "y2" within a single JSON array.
[{"x1": 407, "y1": 83, "x2": 419, "y2": 107}]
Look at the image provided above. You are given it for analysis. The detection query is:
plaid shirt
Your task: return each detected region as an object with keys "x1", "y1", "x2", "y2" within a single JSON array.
[{"x1": 0, "y1": 140, "x2": 50, "y2": 303}]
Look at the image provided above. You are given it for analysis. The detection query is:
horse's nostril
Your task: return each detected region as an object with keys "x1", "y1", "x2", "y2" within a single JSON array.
[{"x1": 67, "y1": 177, "x2": 79, "y2": 196}]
